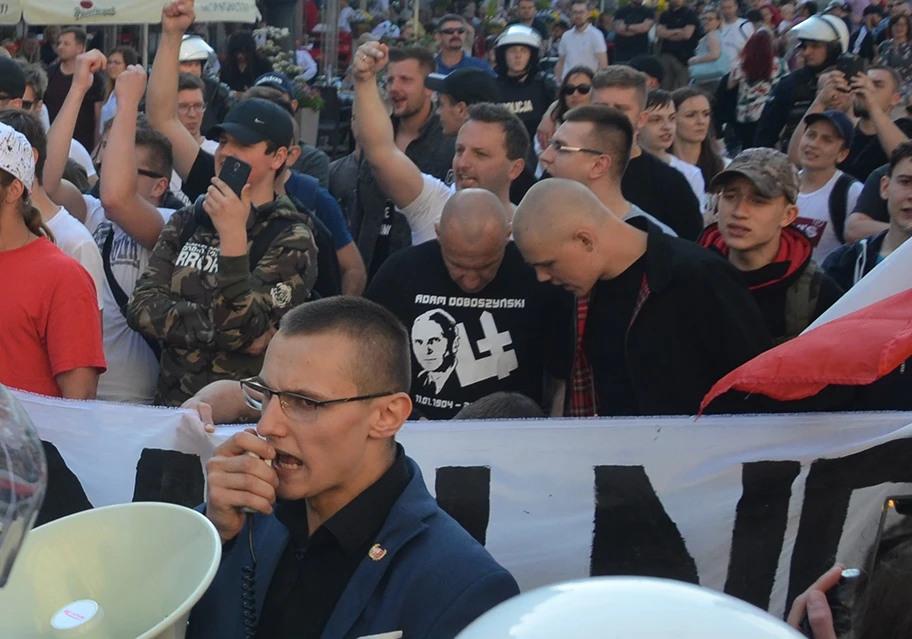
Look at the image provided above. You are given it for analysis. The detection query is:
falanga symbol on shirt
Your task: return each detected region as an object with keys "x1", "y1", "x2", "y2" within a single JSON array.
[{"x1": 410, "y1": 308, "x2": 518, "y2": 395}]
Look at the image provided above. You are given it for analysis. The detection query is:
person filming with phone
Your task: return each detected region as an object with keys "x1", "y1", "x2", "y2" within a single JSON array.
[{"x1": 129, "y1": 0, "x2": 318, "y2": 406}]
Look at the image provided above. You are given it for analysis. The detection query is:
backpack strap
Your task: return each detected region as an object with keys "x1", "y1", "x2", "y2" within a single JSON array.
[
  {"x1": 102, "y1": 226, "x2": 162, "y2": 360},
  {"x1": 780, "y1": 260, "x2": 824, "y2": 344},
  {"x1": 248, "y1": 218, "x2": 297, "y2": 270},
  {"x1": 828, "y1": 173, "x2": 859, "y2": 245},
  {"x1": 290, "y1": 171, "x2": 320, "y2": 212}
]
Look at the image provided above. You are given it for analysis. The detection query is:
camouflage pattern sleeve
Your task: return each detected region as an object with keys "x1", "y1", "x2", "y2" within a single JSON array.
[
  {"x1": 126, "y1": 208, "x2": 218, "y2": 349},
  {"x1": 210, "y1": 221, "x2": 318, "y2": 352}
]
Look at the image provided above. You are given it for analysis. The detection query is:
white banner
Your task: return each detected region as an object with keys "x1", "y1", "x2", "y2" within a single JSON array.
[
  {"x1": 0, "y1": 0, "x2": 258, "y2": 25},
  {"x1": 15, "y1": 389, "x2": 912, "y2": 618}
]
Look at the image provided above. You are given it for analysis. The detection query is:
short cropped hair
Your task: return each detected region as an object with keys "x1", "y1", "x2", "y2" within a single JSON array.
[
  {"x1": 592, "y1": 65, "x2": 649, "y2": 110},
  {"x1": 467, "y1": 102, "x2": 530, "y2": 162},
  {"x1": 888, "y1": 139, "x2": 912, "y2": 176},
  {"x1": 19, "y1": 62, "x2": 47, "y2": 101},
  {"x1": 452, "y1": 392, "x2": 546, "y2": 420},
  {"x1": 135, "y1": 127, "x2": 174, "y2": 180},
  {"x1": 646, "y1": 88, "x2": 673, "y2": 111},
  {"x1": 562, "y1": 104, "x2": 634, "y2": 176},
  {"x1": 437, "y1": 14, "x2": 468, "y2": 29},
  {"x1": 178, "y1": 72, "x2": 206, "y2": 93},
  {"x1": 278, "y1": 297, "x2": 412, "y2": 394},
  {"x1": 0, "y1": 108, "x2": 47, "y2": 184},
  {"x1": 388, "y1": 46, "x2": 435, "y2": 76},
  {"x1": 60, "y1": 26, "x2": 87, "y2": 46},
  {"x1": 869, "y1": 64, "x2": 903, "y2": 95}
]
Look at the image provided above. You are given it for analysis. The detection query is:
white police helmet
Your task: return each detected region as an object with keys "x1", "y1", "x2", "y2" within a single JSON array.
[
  {"x1": 456, "y1": 577, "x2": 805, "y2": 639},
  {"x1": 790, "y1": 14, "x2": 850, "y2": 54},
  {"x1": 179, "y1": 34, "x2": 215, "y2": 62},
  {"x1": 494, "y1": 24, "x2": 542, "y2": 51}
]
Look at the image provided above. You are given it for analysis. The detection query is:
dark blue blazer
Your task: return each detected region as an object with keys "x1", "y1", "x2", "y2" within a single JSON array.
[{"x1": 188, "y1": 457, "x2": 519, "y2": 639}]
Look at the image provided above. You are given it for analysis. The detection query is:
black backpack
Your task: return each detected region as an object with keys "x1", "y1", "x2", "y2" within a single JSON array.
[{"x1": 828, "y1": 172, "x2": 860, "y2": 245}]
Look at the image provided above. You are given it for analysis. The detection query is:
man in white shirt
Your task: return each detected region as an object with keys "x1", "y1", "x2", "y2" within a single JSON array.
[
  {"x1": 638, "y1": 89, "x2": 707, "y2": 211},
  {"x1": 554, "y1": 1, "x2": 608, "y2": 80},
  {"x1": 353, "y1": 41, "x2": 527, "y2": 241},
  {"x1": 795, "y1": 110, "x2": 863, "y2": 261},
  {"x1": 45, "y1": 53, "x2": 177, "y2": 404},
  {"x1": 719, "y1": 0, "x2": 754, "y2": 70},
  {"x1": 0, "y1": 108, "x2": 104, "y2": 312}
]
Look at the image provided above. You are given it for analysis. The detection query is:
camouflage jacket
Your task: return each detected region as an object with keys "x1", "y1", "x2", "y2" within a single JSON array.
[{"x1": 126, "y1": 195, "x2": 318, "y2": 406}]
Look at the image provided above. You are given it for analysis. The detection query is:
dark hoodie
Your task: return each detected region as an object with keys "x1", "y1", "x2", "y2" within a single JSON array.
[
  {"x1": 822, "y1": 230, "x2": 888, "y2": 292},
  {"x1": 700, "y1": 224, "x2": 844, "y2": 343}
]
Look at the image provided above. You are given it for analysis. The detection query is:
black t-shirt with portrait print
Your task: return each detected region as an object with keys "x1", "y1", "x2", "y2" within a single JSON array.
[{"x1": 365, "y1": 240, "x2": 574, "y2": 419}]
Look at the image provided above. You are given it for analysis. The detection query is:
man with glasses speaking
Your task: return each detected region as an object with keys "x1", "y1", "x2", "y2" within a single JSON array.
[{"x1": 187, "y1": 296, "x2": 519, "y2": 639}]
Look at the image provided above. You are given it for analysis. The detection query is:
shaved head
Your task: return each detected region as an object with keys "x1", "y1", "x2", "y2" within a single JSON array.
[
  {"x1": 514, "y1": 178, "x2": 616, "y2": 244},
  {"x1": 435, "y1": 189, "x2": 511, "y2": 294},
  {"x1": 514, "y1": 178, "x2": 643, "y2": 296}
]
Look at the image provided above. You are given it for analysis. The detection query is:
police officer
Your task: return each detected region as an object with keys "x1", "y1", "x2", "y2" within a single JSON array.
[
  {"x1": 754, "y1": 15, "x2": 850, "y2": 149},
  {"x1": 493, "y1": 25, "x2": 558, "y2": 167},
  {"x1": 178, "y1": 34, "x2": 233, "y2": 138}
]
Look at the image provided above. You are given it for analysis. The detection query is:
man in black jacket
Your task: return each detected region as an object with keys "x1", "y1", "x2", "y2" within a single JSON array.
[
  {"x1": 513, "y1": 178, "x2": 772, "y2": 417},
  {"x1": 824, "y1": 140, "x2": 912, "y2": 290},
  {"x1": 849, "y1": 5, "x2": 885, "y2": 64},
  {"x1": 699, "y1": 148, "x2": 843, "y2": 344}
]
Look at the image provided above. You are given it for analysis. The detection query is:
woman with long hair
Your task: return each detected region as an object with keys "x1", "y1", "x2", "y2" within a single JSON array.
[
  {"x1": 551, "y1": 65, "x2": 594, "y2": 125},
  {"x1": 219, "y1": 30, "x2": 273, "y2": 93},
  {"x1": 672, "y1": 87, "x2": 726, "y2": 193},
  {"x1": 0, "y1": 122, "x2": 105, "y2": 399},
  {"x1": 876, "y1": 14, "x2": 912, "y2": 97},
  {"x1": 688, "y1": 7, "x2": 729, "y2": 84},
  {"x1": 99, "y1": 45, "x2": 138, "y2": 137},
  {"x1": 727, "y1": 30, "x2": 785, "y2": 151}
]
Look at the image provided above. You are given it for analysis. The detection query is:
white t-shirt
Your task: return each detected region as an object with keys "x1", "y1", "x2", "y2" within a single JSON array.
[
  {"x1": 668, "y1": 154, "x2": 707, "y2": 213},
  {"x1": 83, "y1": 194, "x2": 176, "y2": 404},
  {"x1": 558, "y1": 24, "x2": 607, "y2": 79},
  {"x1": 625, "y1": 203, "x2": 678, "y2": 236},
  {"x1": 795, "y1": 170, "x2": 863, "y2": 262},
  {"x1": 46, "y1": 207, "x2": 105, "y2": 310},
  {"x1": 401, "y1": 174, "x2": 457, "y2": 245},
  {"x1": 200, "y1": 138, "x2": 220, "y2": 155},
  {"x1": 69, "y1": 139, "x2": 97, "y2": 179},
  {"x1": 720, "y1": 18, "x2": 753, "y2": 70}
]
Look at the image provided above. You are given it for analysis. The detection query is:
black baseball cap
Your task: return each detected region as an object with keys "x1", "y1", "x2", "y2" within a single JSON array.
[
  {"x1": 209, "y1": 98, "x2": 294, "y2": 148},
  {"x1": 0, "y1": 58, "x2": 26, "y2": 100},
  {"x1": 425, "y1": 68, "x2": 500, "y2": 106},
  {"x1": 804, "y1": 110, "x2": 855, "y2": 148}
]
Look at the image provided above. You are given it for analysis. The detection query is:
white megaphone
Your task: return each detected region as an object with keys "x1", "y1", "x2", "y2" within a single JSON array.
[
  {"x1": 0, "y1": 502, "x2": 221, "y2": 638},
  {"x1": 456, "y1": 576, "x2": 805, "y2": 639}
]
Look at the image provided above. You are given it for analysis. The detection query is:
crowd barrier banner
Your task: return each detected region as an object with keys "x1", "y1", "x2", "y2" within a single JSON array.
[
  {"x1": 0, "y1": 0, "x2": 258, "y2": 25},
  {"x1": 15, "y1": 389, "x2": 912, "y2": 618}
]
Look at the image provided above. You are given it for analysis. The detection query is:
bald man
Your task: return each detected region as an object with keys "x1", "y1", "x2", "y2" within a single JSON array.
[
  {"x1": 365, "y1": 189, "x2": 574, "y2": 419},
  {"x1": 514, "y1": 178, "x2": 772, "y2": 416}
]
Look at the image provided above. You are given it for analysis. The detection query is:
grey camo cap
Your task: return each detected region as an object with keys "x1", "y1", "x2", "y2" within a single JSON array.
[{"x1": 709, "y1": 148, "x2": 800, "y2": 204}]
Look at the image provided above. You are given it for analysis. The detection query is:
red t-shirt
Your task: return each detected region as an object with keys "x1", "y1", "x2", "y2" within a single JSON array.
[{"x1": 0, "y1": 237, "x2": 106, "y2": 397}]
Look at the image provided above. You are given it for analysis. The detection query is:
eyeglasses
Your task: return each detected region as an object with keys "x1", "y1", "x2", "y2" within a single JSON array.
[
  {"x1": 137, "y1": 168, "x2": 166, "y2": 179},
  {"x1": 20, "y1": 101, "x2": 34, "y2": 111},
  {"x1": 562, "y1": 84, "x2": 591, "y2": 96},
  {"x1": 177, "y1": 102, "x2": 206, "y2": 114},
  {"x1": 438, "y1": 27, "x2": 467, "y2": 35},
  {"x1": 545, "y1": 139, "x2": 605, "y2": 155},
  {"x1": 239, "y1": 377, "x2": 397, "y2": 424}
]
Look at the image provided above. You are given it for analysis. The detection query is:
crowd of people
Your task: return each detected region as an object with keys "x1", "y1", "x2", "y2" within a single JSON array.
[{"x1": 2, "y1": 0, "x2": 912, "y2": 635}]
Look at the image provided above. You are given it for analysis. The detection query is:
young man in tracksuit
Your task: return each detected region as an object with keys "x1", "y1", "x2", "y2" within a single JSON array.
[
  {"x1": 824, "y1": 140, "x2": 912, "y2": 291},
  {"x1": 701, "y1": 148, "x2": 844, "y2": 344}
]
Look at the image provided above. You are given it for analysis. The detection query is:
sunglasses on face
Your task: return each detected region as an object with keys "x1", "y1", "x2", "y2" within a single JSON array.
[
  {"x1": 563, "y1": 84, "x2": 592, "y2": 96},
  {"x1": 439, "y1": 27, "x2": 467, "y2": 35},
  {"x1": 137, "y1": 168, "x2": 166, "y2": 179}
]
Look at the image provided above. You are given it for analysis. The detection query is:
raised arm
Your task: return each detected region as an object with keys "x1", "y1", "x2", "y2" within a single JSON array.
[
  {"x1": 99, "y1": 65, "x2": 167, "y2": 250},
  {"x1": 352, "y1": 41, "x2": 425, "y2": 210},
  {"x1": 852, "y1": 72, "x2": 909, "y2": 157},
  {"x1": 147, "y1": 0, "x2": 204, "y2": 180},
  {"x1": 44, "y1": 51, "x2": 107, "y2": 223}
]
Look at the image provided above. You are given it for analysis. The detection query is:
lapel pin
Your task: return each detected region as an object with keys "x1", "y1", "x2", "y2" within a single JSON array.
[{"x1": 368, "y1": 543, "x2": 388, "y2": 561}]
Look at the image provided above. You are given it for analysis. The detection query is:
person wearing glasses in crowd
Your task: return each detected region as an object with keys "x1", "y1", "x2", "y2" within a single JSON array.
[
  {"x1": 167, "y1": 71, "x2": 219, "y2": 204},
  {"x1": 554, "y1": 2, "x2": 608, "y2": 81},
  {"x1": 534, "y1": 65, "x2": 593, "y2": 153},
  {"x1": 434, "y1": 14, "x2": 493, "y2": 75},
  {"x1": 189, "y1": 296, "x2": 519, "y2": 639},
  {"x1": 43, "y1": 53, "x2": 181, "y2": 405}
]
